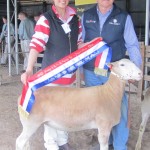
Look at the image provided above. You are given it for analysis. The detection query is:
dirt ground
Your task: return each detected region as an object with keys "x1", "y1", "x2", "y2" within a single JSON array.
[{"x1": 0, "y1": 66, "x2": 150, "y2": 150}]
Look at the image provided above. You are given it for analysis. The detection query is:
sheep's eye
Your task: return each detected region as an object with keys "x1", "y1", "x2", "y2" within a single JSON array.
[{"x1": 120, "y1": 64, "x2": 125, "y2": 66}]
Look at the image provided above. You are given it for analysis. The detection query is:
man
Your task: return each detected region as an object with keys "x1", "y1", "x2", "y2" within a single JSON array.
[
  {"x1": 21, "y1": 0, "x2": 82, "y2": 149},
  {"x1": 0, "y1": 16, "x2": 15, "y2": 65},
  {"x1": 81, "y1": 0, "x2": 142, "y2": 150},
  {"x1": 18, "y1": 12, "x2": 35, "y2": 72}
]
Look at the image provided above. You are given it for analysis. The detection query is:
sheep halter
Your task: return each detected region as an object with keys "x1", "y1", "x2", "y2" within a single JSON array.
[
  {"x1": 19, "y1": 38, "x2": 112, "y2": 117},
  {"x1": 110, "y1": 71, "x2": 126, "y2": 81}
]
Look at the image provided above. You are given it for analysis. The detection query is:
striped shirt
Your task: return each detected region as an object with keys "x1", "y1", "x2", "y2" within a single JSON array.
[{"x1": 30, "y1": 5, "x2": 82, "y2": 52}]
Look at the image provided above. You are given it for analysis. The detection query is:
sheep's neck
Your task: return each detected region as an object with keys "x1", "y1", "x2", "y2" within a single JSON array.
[
  {"x1": 102, "y1": 73, "x2": 126, "y2": 101},
  {"x1": 108, "y1": 72, "x2": 126, "y2": 87}
]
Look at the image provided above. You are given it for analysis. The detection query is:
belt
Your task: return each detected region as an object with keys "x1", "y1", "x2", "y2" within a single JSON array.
[{"x1": 5, "y1": 35, "x2": 14, "y2": 37}]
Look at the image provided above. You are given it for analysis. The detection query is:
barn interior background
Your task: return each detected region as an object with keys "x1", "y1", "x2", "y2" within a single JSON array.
[{"x1": 0, "y1": 0, "x2": 150, "y2": 150}]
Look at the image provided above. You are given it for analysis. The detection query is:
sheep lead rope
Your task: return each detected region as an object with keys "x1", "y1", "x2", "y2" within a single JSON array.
[
  {"x1": 128, "y1": 82, "x2": 131, "y2": 128},
  {"x1": 19, "y1": 38, "x2": 112, "y2": 117},
  {"x1": 110, "y1": 71, "x2": 124, "y2": 80}
]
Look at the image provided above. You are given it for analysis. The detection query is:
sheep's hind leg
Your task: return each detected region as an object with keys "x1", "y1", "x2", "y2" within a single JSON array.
[
  {"x1": 135, "y1": 113, "x2": 149, "y2": 150},
  {"x1": 97, "y1": 121, "x2": 112, "y2": 150},
  {"x1": 16, "y1": 118, "x2": 41, "y2": 150}
]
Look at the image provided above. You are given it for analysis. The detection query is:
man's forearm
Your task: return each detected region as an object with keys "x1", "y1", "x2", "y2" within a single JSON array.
[{"x1": 26, "y1": 49, "x2": 39, "y2": 72}]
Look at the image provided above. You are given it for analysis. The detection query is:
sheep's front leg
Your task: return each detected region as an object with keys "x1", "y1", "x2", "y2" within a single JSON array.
[
  {"x1": 16, "y1": 135, "x2": 30, "y2": 150},
  {"x1": 16, "y1": 117, "x2": 41, "y2": 150},
  {"x1": 135, "y1": 113, "x2": 149, "y2": 150},
  {"x1": 97, "y1": 121, "x2": 112, "y2": 150}
]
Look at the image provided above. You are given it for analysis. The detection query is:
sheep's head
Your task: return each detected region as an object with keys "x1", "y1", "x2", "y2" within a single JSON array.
[{"x1": 109, "y1": 59, "x2": 142, "y2": 81}]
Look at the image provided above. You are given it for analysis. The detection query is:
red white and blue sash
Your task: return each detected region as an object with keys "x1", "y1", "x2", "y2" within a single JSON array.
[
  {"x1": 19, "y1": 38, "x2": 112, "y2": 117},
  {"x1": 94, "y1": 46, "x2": 112, "y2": 76}
]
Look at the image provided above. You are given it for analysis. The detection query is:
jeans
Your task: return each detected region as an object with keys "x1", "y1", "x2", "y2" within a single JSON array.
[{"x1": 84, "y1": 69, "x2": 129, "y2": 150}]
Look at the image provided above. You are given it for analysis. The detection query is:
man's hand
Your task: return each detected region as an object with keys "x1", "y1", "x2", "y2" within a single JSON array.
[
  {"x1": 78, "y1": 42, "x2": 89, "y2": 49},
  {"x1": 128, "y1": 79, "x2": 135, "y2": 84},
  {"x1": 21, "y1": 70, "x2": 33, "y2": 85}
]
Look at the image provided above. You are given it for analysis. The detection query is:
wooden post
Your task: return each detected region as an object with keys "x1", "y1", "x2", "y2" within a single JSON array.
[
  {"x1": 137, "y1": 42, "x2": 145, "y2": 101},
  {"x1": 0, "y1": 74, "x2": 2, "y2": 85}
]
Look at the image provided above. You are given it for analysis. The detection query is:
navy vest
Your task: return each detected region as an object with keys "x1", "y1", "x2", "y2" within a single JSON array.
[
  {"x1": 42, "y1": 6, "x2": 79, "y2": 69},
  {"x1": 83, "y1": 4, "x2": 128, "y2": 71}
]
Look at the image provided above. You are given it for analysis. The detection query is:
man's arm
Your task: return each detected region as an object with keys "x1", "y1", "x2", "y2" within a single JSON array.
[
  {"x1": 21, "y1": 15, "x2": 50, "y2": 84},
  {"x1": 124, "y1": 15, "x2": 142, "y2": 68},
  {"x1": 18, "y1": 21, "x2": 24, "y2": 40},
  {"x1": 78, "y1": 14, "x2": 90, "y2": 48},
  {"x1": 0, "y1": 24, "x2": 6, "y2": 42},
  {"x1": 10, "y1": 23, "x2": 15, "y2": 36},
  {"x1": 21, "y1": 49, "x2": 39, "y2": 84}
]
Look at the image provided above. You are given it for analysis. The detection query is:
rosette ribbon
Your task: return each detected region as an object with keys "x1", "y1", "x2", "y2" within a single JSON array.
[{"x1": 19, "y1": 38, "x2": 112, "y2": 117}]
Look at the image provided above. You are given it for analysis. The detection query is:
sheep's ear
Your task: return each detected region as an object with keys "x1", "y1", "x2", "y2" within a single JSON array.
[{"x1": 107, "y1": 63, "x2": 113, "y2": 70}]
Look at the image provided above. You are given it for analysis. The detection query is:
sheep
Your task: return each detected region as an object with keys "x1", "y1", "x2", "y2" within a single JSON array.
[
  {"x1": 16, "y1": 59, "x2": 142, "y2": 150},
  {"x1": 135, "y1": 88, "x2": 150, "y2": 150}
]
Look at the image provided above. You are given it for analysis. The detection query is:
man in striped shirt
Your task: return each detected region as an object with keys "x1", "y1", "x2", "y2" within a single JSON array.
[{"x1": 21, "y1": 0, "x2": 82, "y2": 149}]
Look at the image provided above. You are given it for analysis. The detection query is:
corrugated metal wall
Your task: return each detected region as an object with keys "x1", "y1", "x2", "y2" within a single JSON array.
[
  {"x1": 128, "y1": 0, "x2": 146, "y2": 41},
  {"x1": 0, "y1": 0, "x2": 147, "y2": 41}
]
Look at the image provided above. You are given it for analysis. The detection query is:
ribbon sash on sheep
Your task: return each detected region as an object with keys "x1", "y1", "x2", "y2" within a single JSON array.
[{"x1": 19, "y1": 37, "x2": 112, "y2": 117}]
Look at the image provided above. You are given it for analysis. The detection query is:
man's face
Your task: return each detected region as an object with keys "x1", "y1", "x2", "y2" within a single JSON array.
[
  {"x1": 18, "y1": 14, "x2": 22, "y2": 21},
  {"x1": 2, "y1": 18, "x2": 7, "y2": 24},
  {"x1": 97, "y1": 0, "x2": 114, "y2": 8},
  {"x1": 18, "y1": 14, "x2": 24, "y2": 21},
  {"x1": 53, "y1": 0, "x2": 69, "y2": 9}
]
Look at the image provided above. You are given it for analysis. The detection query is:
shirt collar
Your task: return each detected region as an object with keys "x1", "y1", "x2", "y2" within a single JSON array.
[
  {"x1": 96, "y1": 5, "x2": 113, "y2": 16},
  {"x1": 52, "y1": 5, "x2": 76, "y2": 19}
]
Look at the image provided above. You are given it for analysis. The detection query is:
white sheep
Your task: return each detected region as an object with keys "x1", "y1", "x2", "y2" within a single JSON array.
[
  {"x1": 135, "y1": 87, "x2": 150, "y2": 150},
  {"x1": 16, "y1": 59, "x2": 142, "y2": 150}
]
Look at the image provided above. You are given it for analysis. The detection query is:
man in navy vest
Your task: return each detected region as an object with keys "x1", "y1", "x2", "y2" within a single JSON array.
[{"x1": 81, "y1": 0, "x2": 142, "y2": 150}]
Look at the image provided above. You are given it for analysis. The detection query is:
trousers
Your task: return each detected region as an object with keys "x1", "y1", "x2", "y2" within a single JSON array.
[
  {"x1": 20, "y1": 40, "x2": 31, "y2": 70},
  {"x1": 44, "y1": 83, "x2": 72, "y2": 150},
  {"x1": 44, "y1": 124, "x2": 68, "y2": 150},
  {"x1": 1, "y1": 36, "x2": 15, "y2": 64},
  {"x1": 84, "y1": 69, "x2": 129, "y2": 150}
]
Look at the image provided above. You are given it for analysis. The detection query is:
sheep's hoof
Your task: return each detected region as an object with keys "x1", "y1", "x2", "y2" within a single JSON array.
[
  {"x1": 24, "y1": 142, "x2": 30, "y2": 150},
  {"x1": 16, "y1": 142, "x2": 30, "y2": 150},
  {"x1": 59, "y1": 143, "x2": 74, "y2": 150},
  {"x1": 135, "y1": 143, "x2": 141, "y2": 150}
]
